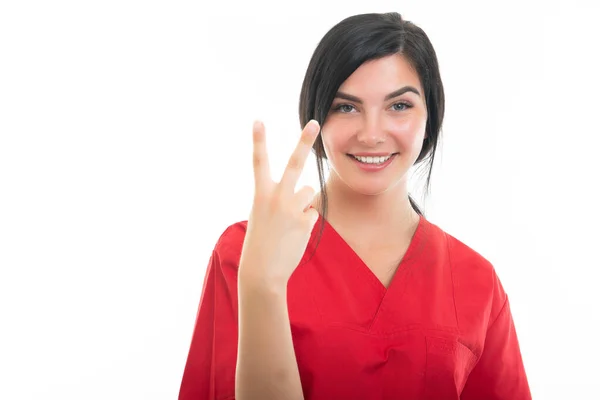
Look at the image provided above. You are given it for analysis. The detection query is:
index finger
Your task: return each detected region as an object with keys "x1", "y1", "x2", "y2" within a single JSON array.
[
  {"x1": 252, "y1": 120, "x2": 271, "y2": 190},
  {"x1": 279, "y1": 120, "x2": 320, "y2": 193}
]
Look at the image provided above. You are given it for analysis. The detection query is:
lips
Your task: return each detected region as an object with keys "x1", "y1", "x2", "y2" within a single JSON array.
[
  {"x1": 346, "y1": 152, "x2": 398, "y2": 171},
  {"x1": 349, "y1": 152, "x2": 398, "y2": 157},
  {"x1": 350, "y1": 154, "x2": 392, "y2": 164}
]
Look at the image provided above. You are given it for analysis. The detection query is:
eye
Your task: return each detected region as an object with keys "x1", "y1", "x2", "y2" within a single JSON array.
[
  {"x1": 332, "y1": 104, "x2": 356, "y2": 113},
  {"x1": 332, "y1": 102, "x2": 413, "y2": 113},
  {"x1": 391, "y1": 102, "x2": 412, "y2": 111}
]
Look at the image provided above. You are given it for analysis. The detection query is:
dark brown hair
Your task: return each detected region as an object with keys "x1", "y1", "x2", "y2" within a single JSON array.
[{"x1": 298, "y1": 12, "x2": 445, "y2": 253}]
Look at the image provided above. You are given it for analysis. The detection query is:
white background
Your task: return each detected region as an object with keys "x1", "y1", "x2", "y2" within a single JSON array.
[{"x1": 1, "y1": 0, "x2": 599, "y2": 399}]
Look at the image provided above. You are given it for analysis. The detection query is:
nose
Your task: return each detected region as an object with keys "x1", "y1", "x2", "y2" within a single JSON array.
[{"x1": 356, "y1": 114, "x2": 386, "y2": 147}]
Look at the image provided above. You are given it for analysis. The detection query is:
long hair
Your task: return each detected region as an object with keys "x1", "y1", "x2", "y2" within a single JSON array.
[{"x1": 298, "y1": 12, "x2": 445, "y2": 254}]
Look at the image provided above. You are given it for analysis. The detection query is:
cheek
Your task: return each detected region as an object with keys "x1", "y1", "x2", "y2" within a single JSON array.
[
  {"x1": 389, "y1": 115, "x2": 427, "y2": 137},
  {"x1": 321, "y1": 113, "x2": 427, "y2": 154},
  {"x1": 393, "y1": 116, "x2": 427, "y2": 136},
  {"x1": 322, "y1": 135, "x2": 341, "y2": 160},
  {"x1": 320, "y1": 123, "x2": 350, "y2": 156}
]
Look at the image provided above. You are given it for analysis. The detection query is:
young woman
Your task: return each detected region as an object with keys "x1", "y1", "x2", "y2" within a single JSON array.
[{"x1": 179, "y1": 12, "x2": 532, "y2": 400}]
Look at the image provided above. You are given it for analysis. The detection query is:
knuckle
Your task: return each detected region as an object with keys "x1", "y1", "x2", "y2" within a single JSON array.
[
  {"x1": 287, "y1": 156, "x2": 301, "y2": 170},
  {"x1": 270, "y1": 193, "x2": 287, "y2": 211},
  {"x1": 303, "y1": 185, "x2": 315, "y2": 195},
  {"x1": 253, "y1": 191, "x2": 268, "y2": 204},
  {"x1": 301, "y1": 133, "x2": 315, "y2": 146},
  {"x1": 253, "y1": 153, "x2": 262, "y2": 168},
  {"x1": 297, "y1": 186, "x2": 314, "y2": 199}
]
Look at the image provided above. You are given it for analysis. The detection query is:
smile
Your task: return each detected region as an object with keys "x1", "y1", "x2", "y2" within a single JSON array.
[
  {"x1": 350, "y1": 154, "x2": 394, "y2": 164},
  {"x1": 347, "y1": 153, "x2": 398, "y2": 171}
]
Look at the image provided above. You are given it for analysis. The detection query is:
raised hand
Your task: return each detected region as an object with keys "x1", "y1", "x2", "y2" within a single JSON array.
[{"x1": 238, "y1": 119, "x2": 321, "y2": 290}]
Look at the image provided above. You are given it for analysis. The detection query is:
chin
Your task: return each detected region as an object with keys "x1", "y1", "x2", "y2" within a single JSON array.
[
  {"x1": 329, "y1": 165, "x2": 407, "y2": 197},
  {"x1": 344, "y1": 181, "x2": 397, "y2": 197}
]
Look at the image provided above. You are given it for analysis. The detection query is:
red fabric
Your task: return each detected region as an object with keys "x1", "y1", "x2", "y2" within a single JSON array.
[{"x1": 178, "y1": 214, "x2": 531, "y2": 399}]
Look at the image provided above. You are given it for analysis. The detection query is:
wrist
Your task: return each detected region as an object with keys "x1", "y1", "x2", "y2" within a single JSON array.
[{"x1": 238, "y1": 271, "x2": 288, "y2": 298}]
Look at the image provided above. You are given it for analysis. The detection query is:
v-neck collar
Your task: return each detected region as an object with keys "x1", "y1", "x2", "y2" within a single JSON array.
[
  {"x1": 301, "y1": 212, "x2": 430, "y2": 332},
  {"x1": 321, "y1": 212, "x2": 427, "y2": 293}
]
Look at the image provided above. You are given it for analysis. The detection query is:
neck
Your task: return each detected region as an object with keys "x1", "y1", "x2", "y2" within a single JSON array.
[{"x1": 312, "y1": 174, "x2": 420, "y2": 244}]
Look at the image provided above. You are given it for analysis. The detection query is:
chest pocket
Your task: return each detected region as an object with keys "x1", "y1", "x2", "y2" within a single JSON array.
[{"x1": 423, "y1": 335, "x2": 478, "y2": 399}]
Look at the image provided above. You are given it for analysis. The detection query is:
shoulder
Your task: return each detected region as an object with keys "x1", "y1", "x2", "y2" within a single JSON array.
[
  {"x1": 214, "y1": 220, "x2": 248, "y2": 252},
  {"x1": 445, "y1": 230, "x2": 496, "y2": 277},
  {"x1": 426, "y1": 219, "x2": 497, "y2": 280},
  {"x1": 210, "y1": 220, "x2": 248, "y2": 269},
  {"x1": 426, "y1": 219, "x2": 507, "y2": 319}
]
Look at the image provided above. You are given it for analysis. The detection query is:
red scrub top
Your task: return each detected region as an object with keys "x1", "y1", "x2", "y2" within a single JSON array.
[{"x1": 179, "y1": 214, "x2": 532, "y2": 399}]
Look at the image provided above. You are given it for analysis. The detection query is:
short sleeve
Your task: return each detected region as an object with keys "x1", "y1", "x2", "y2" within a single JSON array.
[
  {"x1": 461, "y1": 296, "x2": 532, "y2": 399},
  {"x1": 178, "y1": 224, "x2": 245, "y2": 400}
]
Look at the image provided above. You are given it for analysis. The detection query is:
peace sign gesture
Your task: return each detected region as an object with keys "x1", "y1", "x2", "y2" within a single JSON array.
[{"x1": 238, "y1": 119, "x2": 321, "y2": 290}]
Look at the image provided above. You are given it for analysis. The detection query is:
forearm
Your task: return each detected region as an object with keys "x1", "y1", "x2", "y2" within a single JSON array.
[{"x1": 236, "y1": 278, "x2": 304, "y2": 400}]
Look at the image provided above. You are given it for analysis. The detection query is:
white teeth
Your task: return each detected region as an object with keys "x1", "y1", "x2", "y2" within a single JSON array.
[{"x1": 352, "y1": 155, "x2": 393, "y2": 164}]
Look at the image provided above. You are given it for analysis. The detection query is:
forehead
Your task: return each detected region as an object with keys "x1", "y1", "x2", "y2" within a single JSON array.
[{"x1": 337, "y1": 53, "x2": 422, "y2": 94}]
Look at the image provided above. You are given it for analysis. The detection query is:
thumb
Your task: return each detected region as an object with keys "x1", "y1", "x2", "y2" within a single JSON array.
[{"x1": 304, "y1": 208, "x2": 320, "y2": 228}]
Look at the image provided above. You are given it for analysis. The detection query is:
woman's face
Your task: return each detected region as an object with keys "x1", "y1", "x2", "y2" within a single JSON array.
[{"x1": 320, "y1": 53, "x2": 428, "y2": 196}]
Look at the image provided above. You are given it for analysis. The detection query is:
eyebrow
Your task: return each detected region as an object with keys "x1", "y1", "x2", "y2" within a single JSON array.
[{"x1": 334, "y1": 86, "x2": 421, "y2": 103}]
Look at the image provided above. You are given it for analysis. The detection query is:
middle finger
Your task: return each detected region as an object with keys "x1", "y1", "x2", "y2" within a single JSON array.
[{"x1": 279, "y1": 120, "x2": 320, "y2": 193}]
